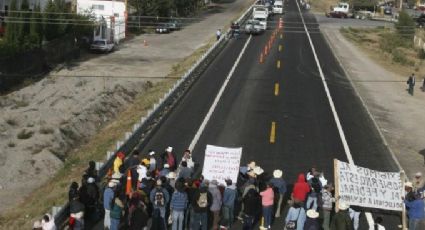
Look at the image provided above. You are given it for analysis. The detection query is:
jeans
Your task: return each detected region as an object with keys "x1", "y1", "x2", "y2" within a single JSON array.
[
  {"x1": 243, "y1": 215, "x2": 255, "y2": 230},
  {"x1": 191, "y1": 212, "x2": 208, "y2": 230},
  {"x1": 104, "y1": 209, "x2": 111, "y2": 229},
  {"x1": 172, "y1": 210, "x2": 185, "y2": 230},
  {"x1": 349, "y1": 209, "x2": 360, "y2": 230},
  {"x1": 306, "y1": 196, "x2": 317, "y2": 210},
  {"x1": 409, "y1": 218, "x2": 421, "y2": 230},
  {"x1": 263, "y1": 205, "x2": 273, "y2": 228},
  {"x1": 110, "y1": 218, "x2": 120, "y2": 230},
  {"x1": 275, "y1": 194, "x2": 284, "y2": 217},
  {"x1": 322, "y1": 209, "x2": 331, "y2": 230},
  {"x1": 222, "y1": 205, "x2": 234, "y2": 227},
  {"x1": 184, "y1": 207, "x2": 192, "y2": 229}
]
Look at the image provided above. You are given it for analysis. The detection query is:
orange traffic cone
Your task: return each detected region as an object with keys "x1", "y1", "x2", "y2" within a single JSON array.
[
  {"x1": 125, "y1": 170, "x2": 132, "y2": 196},
  {"x1": 144, "y1": 39, "x2": 148, "y2": 46}
]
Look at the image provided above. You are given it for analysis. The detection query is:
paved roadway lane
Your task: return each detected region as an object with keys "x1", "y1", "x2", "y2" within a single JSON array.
[{"x1": 93, "y1": 0, "x2": 403, "y2": 229}]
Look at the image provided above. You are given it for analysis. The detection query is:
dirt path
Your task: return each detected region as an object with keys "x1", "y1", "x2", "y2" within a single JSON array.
[
  {"x1": 321, "y1": 26, "x2": 425, "y2": 179},
  {"x1": 0, "y1": 0, "x2": 254, "y2": 215}
]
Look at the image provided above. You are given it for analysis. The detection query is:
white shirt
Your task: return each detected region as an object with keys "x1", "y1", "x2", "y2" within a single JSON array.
[{"x1": 136, "y1": 165, "x2": 147, "y2": 181}]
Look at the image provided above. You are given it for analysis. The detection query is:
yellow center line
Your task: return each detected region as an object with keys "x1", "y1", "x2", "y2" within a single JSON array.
[
  {"x1": 270, "y1": 122, "x2": 276, "y2": 143},
  {"x1": 277, "y1": 60, "x2": 281, "y2": 69},
  {"x1": 279, "y1": 45, "x2": 282, "y2": 52},
  {"x1": 274, "y1": 83, "x2": 279, "y2": 96}
]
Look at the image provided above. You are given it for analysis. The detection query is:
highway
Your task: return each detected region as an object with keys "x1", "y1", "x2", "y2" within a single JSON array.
[{"x1": 94, "y1": 0, "x2": 402, "y2": 229}]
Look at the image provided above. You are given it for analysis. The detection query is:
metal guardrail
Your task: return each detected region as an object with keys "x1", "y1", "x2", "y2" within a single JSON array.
[{"x1": 53, "y1": 4, "x2": 254, "y2": 228}]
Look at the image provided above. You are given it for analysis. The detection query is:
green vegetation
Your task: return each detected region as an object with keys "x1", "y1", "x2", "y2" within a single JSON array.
[
  {"x1": 396, "y1": 11, "x2": 416, "y2": 40},
  {"x1": 0, "y1": 0, "x2": 94, "y2": 56}
]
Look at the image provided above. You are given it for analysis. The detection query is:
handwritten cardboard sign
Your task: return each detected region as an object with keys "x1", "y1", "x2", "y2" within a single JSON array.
[
  {"x1": 335, "y1": 159, "x2": 403, "y2": 211},
  {"x1": 202, "y1": 145, "x2": 242, "y2": 185}
]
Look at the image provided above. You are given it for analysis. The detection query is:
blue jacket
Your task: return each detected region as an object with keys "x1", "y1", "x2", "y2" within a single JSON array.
[
  {"x1": 270, "y1": 178, "x2": 287, "y2": 194},
  {"x1": 150, "y1": 187, "x2": 170, "y2": 209},
  {"x1": 103, "y1": 187, "x2": 114, "y2": 210},
  {"x1": 405, "y1": 199, "x2": 425, "y2": 219},
  {"x1": 170, "y1": 191, "x2": 188, "y2": 211},
  {"x1": 223, "y1": 185, "x2": 237, "y2": 208}
]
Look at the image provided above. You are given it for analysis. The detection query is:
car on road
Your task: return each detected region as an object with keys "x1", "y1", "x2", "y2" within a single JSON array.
[
  {"x1": 245, "y1": 19, "x2": 264, "y2": 34},
  {"x1": 90, "y1": 39, "x2": 114, "y2": 53},
  {"x1": 156, "y1": 20, "x2": 182, "y2": 34},
  {"x1": 383, "y1": 6, "x2": 392, "y2": 15},
  {"x1": 417, "y1": 14, "x2": 425, "y2": 28}
]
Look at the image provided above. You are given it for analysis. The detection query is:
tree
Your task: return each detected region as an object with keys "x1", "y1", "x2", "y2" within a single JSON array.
[
  {"x1": 396, "y1": 11, "x2": 416, "y2": 40},
  {"x1": 29, "y1": 4, "x2": 43, "y2": 47},
  {"x1": 5, "y1": 0, "x2": 19, "y2": 46}
]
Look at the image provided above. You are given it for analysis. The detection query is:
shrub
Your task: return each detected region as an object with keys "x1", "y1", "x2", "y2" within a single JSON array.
[
  {"x1": 395, "y1": 11, "x2": 416, "y2": 40},
  {"x1": 39, "y1": 127, "x2": 54, "y2": 134},
  {"x1": 418, "y1": 49, "x2": 425, "y2": 59},
  {"x1": 392, "y1": 48, "x2": 414, "y2": 66},
  {"x1": 17, "y1": 129, "x2": 34, "y2": 139},
  {"x1": 379, "y1": 33, "x2": 412, "y2": 53}
]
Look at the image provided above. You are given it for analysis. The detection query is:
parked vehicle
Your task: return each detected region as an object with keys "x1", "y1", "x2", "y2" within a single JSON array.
[
  {"x1": 90, "y1": 39, "x2": 115, "y2": 53},
  {"x1": 326, "y1": 2, "x2": 350, "y2": 18},
  {"x1": 245, "y1": 19, "x2": 264, "y2": 34},
  {"x1": 417, "y1": 14, "x2": 425, "y2": 27},
  {"x1": 156, "y1": 23, "x2": 171, "y2": 33},
  {"x1": 326, "y1": 1, "x2": 376, "y2": 19},
  {"x1": 167, "y1": 19, "x2": 182, "y2": 31},
  {"x1": 253, "y1": 5, "x2": 269, "y2": 30}
]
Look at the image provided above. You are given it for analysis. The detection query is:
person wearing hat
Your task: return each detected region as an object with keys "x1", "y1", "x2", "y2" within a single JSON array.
[
  {"x1": 84, "y1": 177, "x2": 100, "y2": 222},
  {"x1": 330, "y1": 202, "x2": 353, "y2": 230},
  {"x1": 304, "y1": 209, "x2": 320, "y2": 230},
  {"x1": 270, "y1": 169, "x2": 287, "y2": 218},
  {"x1": 137, "y1": 160, "x2": 148, "y2": 182},
  {"x1": 162, "y1": 147, "x2": 177, "y2": 171},
  {"x1": 41, "y1": 213, "x2": 56, "y2": 230},
  {"x1": 170, "y1": 180, "x2": 188, "y2": 230},
  {"x1": 103, "y1": 181, "x2": 117, "y2": 229},
  {"x1": 413, "y1": 172, "x2": 425, "y2": 194},
  {"x1": 113, "y1": 152, "x2": 125, "y2": 174},
  {"x1": 403, "y1": 192, "x2": 425, "y2": 230}
]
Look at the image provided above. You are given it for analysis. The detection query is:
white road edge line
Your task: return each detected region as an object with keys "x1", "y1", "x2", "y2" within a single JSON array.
[
  {"x1": 294, "y1": 1, "x2": 374, "y2": 228},
  {"x1": 188, "y1": 36, "x2": 253, "y2": 151},
  {"x1": 294, "y1": 0, "x2": 354, "y2": 165}
]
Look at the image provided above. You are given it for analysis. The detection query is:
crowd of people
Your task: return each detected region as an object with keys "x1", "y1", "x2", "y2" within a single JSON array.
[{"x1": 32, "y1": 145, "x2": 425, "y2": 230}]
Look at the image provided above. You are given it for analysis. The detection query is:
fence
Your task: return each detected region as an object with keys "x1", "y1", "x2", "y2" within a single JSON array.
[{"x1": 52, "y1": 4, "x2": 255, "y2": 228}]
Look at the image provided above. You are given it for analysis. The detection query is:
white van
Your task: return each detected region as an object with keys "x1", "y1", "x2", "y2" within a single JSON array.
[{"x1": 273, "y1": 1, "x2": 284, "y2": 14}]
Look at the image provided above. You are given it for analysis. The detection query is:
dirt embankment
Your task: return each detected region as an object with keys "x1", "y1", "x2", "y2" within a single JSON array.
[{"x1": 0, "y1": 76, "x2": 148, "y2": 213}]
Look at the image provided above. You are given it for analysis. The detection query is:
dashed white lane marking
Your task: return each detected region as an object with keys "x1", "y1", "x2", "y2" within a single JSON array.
[{"x1": 188, "y1": 35, "x2": 253, "y2": 151}]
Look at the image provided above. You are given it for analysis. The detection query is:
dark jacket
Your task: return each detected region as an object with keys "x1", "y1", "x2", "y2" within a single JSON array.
[
  {"x1": 304, "y1": 218, "x2": 320, "y2": 230},
  {"x1": 243, "y1": 189, "x2": 261, "y2": 216},
  {"x1": 191, "y1": 186, "x2": 212, "y2": 213},
  {"x1": 330, "y1": 210, "x2": 353, "y2": 230},
  {"x1": 128, "y1": 206, "x2": 148, "y2": 229}
]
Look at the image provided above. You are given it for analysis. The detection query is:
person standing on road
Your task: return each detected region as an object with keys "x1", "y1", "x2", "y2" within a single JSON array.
[
  {"x1": 330, "y1": 202, "x2": 353, "y2": 230},
  {"x1": 150, "y1": 179, "x2": 170, "y2": 230},
  {"x1": 349, "y1": 205, "x2": 361, "y2": 230},
  {"x1": 103, "y1": 181, "x2": 116, "y2": 229},
  {"x1": 170, "y1": 181, "x2": 188, "y2": 230},
  {"x1": 216, "y1": 29, "x2": 222, "y2": 41},
  {"x1": 284, "y1": 202, "x2": 306, "y2": 230},
  {"x1": 260, "y1": 182, "x2": 274, "y2": 229},
  {"x1": 404, "y1": 193, "x2": 425, "y2": 230},
  {"x1": 321, "y1": 184, "x2": 335, "y2": 230},
  {"x1": 407, "y1": 73, "x2": 416, "y2": 95},
  {"x1": 291, "y1": 173, "x2": 310, "y2": 206},
  {"x1": 242, "y1": 188, "x2": 261, "y2": 230},
  {"x1": 270, "y1": 169, "x2": 286, "y2": 218},
  {"x1": 191, "y1": 183, "x2": 212, "y2": 230},
  {"x1": 413, "y1": 172, "x2": 425, "y2": 194},
  {"x1": 110, "y1": 190, "x2": 125, "y2": 230},
  {"x1": 304, "y1": 209, "x2": 320, "y2": 230},
  {"x1": 222, "y1": 178, "x2": 237, "y2": 229},
  {"x1": 113, "y1": 152, "x2": 125, "y2": 174}
]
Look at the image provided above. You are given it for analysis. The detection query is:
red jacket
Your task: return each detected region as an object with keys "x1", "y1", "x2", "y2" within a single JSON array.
[{"x1": 292, "y1": 174, "x2": 310, "y2": 202}]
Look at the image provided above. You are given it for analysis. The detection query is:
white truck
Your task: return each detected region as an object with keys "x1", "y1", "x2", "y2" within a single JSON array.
[
  {"x1": 273, "y1": 0, "x2": 284, "y2": 14},
  {"x1": 253, "y1": 5, "x2": 269, "y2": 30}
]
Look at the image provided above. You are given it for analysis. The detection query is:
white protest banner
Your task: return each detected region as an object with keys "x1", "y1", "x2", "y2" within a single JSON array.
[
  {"x1": 202, "y1": 145, "x2": 242, "y2": 185},
  {"x1": 334, "y1": 159, "x2": 403, "y2": 211}
]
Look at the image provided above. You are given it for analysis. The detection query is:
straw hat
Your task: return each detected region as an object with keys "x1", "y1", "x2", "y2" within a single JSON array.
[
  {"x1": 405, "y1": 182, "x2": 413, "y2": 188},
  {"x1": 166, "y1": 146, "x2": 173, "y2": 152},
  {"x1": 149, "y1": 151, "x2": 156, "y2": 156},
  {"x1": 306, "y1": 209, "x2": 319, "y2": 218},
  {"x1": 339, "y1": 202, "x2": 349, "y2": 210},
  {"x1": 253, "y1": 166, "x2": 264, "y2": 175},
  {"x1": 273, "y1": 169, "x2": 283, "y2": 178},
  {"x1": 164, "y1": 164, "x2": 170, "y2": 168},
  {"x1": 167, "y1": 172, "x2": 176, "y2": 179}
]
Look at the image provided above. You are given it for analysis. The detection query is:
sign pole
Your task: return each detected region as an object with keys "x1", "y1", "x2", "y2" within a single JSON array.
[
  {"x1": 400, "y1": 170, "x2": 407, "y2": 230},
  {"x1": 334, "y1": 159, "x2": 340, "y2": 213}
]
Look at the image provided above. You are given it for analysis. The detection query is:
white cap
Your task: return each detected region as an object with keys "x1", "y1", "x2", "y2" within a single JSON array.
[
  {"x1": 167, "y1": 172, "x2": 176, "y2": 179},
  {"x1": 273, "y1": 169, "x2": 283, "y2": 178},
  {"x1": 164, "y1": 164, "x2": 170, "y2": 168},
  {"x1": 149, "y1": 151, "x2": 155, "y2": 156},
  {"x1": 87, "y1": 177, "x2": 95, "y2": 184},
  {"x1": 405, "y1": 182, "x2": 413, "y2": 188},
  {"x1": 306, "y1": 209, "x2": 319, "y2": 218},
  {"x1": 166, "y1": 146, "x2": 173, "y2": 152},
  {"x1": 253, "y1": 166, "x2": 264, "y2": 175},
  {"x1": 415, "y1": 172, "x2": 422, "y2": 177}
]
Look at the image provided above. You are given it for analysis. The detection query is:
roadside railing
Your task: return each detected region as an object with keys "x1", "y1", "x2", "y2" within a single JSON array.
[{"x1": 52, "y1": 4, "x2": 255, "y2": 229}]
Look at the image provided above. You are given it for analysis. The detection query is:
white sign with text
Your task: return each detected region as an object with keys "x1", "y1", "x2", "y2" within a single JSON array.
[
  {"x1": 202, "y1": 145, "x2": 242, "y2": 185},
  {"x1": 336, "y1": 160, "x2": 403, "y2": 211}
]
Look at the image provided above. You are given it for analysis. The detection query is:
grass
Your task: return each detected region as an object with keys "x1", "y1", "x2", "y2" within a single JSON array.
[
  {"x1": 0, "y1": 38, "x2": 216, "y2": 229},
  {"x1": 340, "y1": 27, "x2": 425, "y2": 77},
  {"x1": 310, "y1": 0, "x2": 338, "y2": 13},
  {"x1": 16, "y1": 129, "x2": 34, "y2": 140}
]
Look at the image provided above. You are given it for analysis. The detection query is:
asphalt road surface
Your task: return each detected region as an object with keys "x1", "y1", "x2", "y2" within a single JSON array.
[{"x1": 93, "y1": 0, "x2": 402, "y2": 229}]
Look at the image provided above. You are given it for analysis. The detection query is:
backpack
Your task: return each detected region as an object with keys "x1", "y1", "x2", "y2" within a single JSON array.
[
  {"x1": 154, "y1": 190, "x2": 165, "y2": 207},
  {"x1": 285, "y1": 208, "x2": 301, "y2": 230},
  {"x1": 197, "y1": 192, "x2": 208, "y2": 208}
]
